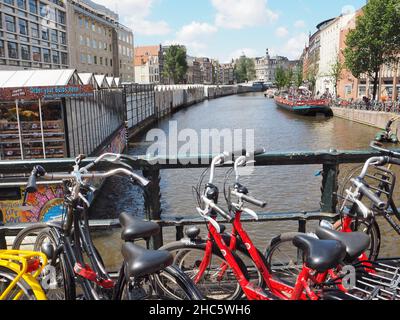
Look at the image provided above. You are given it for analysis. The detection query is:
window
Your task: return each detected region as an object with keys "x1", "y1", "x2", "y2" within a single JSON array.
[
  {"x1": 20, "y1": 44, "x2": 30, "y2": 60},
  {"x1": 99, "y1": 57, "x2": 103, "y2": 65},
  {"x1": 5, "y1": 15, "x2": 16, "y2": 33},
  {"x1": 41, "y1": 26, "x2": 48, "y2": 40},
  {"x1": 4, "y1": 0, "x2": 14, "y2": 5},
  {"x1": 17, "y1": 0, "x2": 26, "y2": 10},
  {"x1": 78, "y1": 16, "x2": 83, "y2": 27},
  {"x1": 29, "y1": 0, "x2": 37, "y2": 14},
  {"x1": 32, "y1": 46, "x2": 40, "y2": 61},
  {"x1": 0, "y1": 41, "x2": 4, "y2": 57},
  {"x1": 50, "y1": 29, "x2": 57, "y2": 43},
  {"x1": 79, "y1": 35, "x2": 84, "y2": 45},
  {"x1": 7, "y1": 42, "x2": 18, "y2": 59},
  {"x1": 87, "y1": 54, "x2": 91, "y2": 64},
  {"x1": 104, "y1": 42, "x2": 107, "y2": 51},
  {"x1": 52, "y1": 50, "x2": 59, "y2": 64},
  {"x1": 86, "y1": 37, "x2": 89, "y2": 47},
  {"x1": 105, "y1": 58, "x2": 108, "y2": 66},
  {"x1": 30, "y1": 22, "x2": 39, "y2": 38},
  {"x1": 84, "y1": 19, "x2": 88, "y2": 29},
  {"x1": 42, "y1": 48, "x2": 50, "y2": 62},
  {"x1": 94, "y1": 56, "x2": 97, "y2": 64},
  {"x1": 110, "y1": 58, "x2": 112, "y2": 67},
  {"x1": 91, "y1": 22, "x2": 95, "y2": 31},
  {"x1": 98, "y1": 42, "x2": 102, "y2": 50},
  {"x1": 59, "y1": 31, "x2": 66, "y2": 44},
  {"x1": 39, "y1": 2, "x2": 48, "y2": 17},
  {"x1": 61, "y1": 52, "x2": 67, "y2": 65},
  {"x1": 57, "y1": 10, "x2": 65, "y2": 24},
  {"x1": 48, "y1": 7, "x2": 55, "y2": 21},
  {"x1": 18, "y1": 18, "x2": 28, "y2": 35},
  {"x1": 92, "y1": 39, "x2": 96, "y2": 49}
]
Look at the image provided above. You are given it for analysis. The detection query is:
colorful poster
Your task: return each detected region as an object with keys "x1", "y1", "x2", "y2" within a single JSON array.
[{"x1": 0, "y1": 185, "x2": 64, "y2": 224}]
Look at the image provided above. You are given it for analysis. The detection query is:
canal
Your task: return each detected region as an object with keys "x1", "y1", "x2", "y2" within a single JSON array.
[{"x1": 93, "y1": 92, "x2": 400, "y2": 270}]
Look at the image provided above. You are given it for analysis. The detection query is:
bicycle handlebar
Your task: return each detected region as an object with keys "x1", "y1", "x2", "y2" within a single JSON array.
[
  {"x1": 370, "y1": 141, "x2": 400, "y2": 158},
  {"x1": 202, "y1": 196, "x2": 233, "y2": 222},
  {"x1": 231, "y1": 190, "x2": 267, "y2": 208},
  {"x1": 351, "y1": 178, "x2": 386, "y2": 210}
]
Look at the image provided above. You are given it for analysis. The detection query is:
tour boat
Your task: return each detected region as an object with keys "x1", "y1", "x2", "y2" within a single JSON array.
[{"x1": 274, "y1": 96, "x2": 333, "y2": 116}]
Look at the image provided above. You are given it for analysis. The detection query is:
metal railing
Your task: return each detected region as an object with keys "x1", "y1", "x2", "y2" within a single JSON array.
[
  {"x1": 331, "y1": 100, "x2": 400, "y2": 113},
  {"x1": 0, "y1": 148, "x2": 394, "y2": 249}
]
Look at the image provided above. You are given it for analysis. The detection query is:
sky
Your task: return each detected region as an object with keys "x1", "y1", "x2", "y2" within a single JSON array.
[{"x1": 95, "y1": 0, "x2": 367, "y2": 63}]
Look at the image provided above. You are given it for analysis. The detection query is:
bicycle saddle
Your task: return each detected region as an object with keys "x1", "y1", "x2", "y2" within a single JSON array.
[
  {"x1": 119, "y1": 212, "x2": 160, "y2": 241},
  {"x1": 293, "y1": 235, "x2": 346, "y2": 272},
  {"x1": 122, "y1": 242, "x2": 173, "y2": 278},
  {"x1": 315, "y1": 227, "x2": 371, "y2": 263}
]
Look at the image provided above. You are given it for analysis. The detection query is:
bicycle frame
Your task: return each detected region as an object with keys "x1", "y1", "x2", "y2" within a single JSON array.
[
  {"x1": 196, "y1": 212, "x2": 321, "y2": 300},
  {"x1": 0, "y1": 250, "x2": 48, "y2": 300}
]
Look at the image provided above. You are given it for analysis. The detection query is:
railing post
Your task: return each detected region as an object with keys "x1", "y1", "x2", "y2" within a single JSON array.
[
  {"x1": 0, "y1": 210, "x2": 7, "y2": 249},
  {"x1": 143, "y1": 167, "x2": 163, "y2": 249},
  {"x1": 320, "y1": 162, "x2": 339, "y2": 213}
]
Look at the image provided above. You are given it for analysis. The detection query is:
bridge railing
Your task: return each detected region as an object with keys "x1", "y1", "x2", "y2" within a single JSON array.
[{"x1": 0, "y1": 148, "x2": 389, "y2": 249}]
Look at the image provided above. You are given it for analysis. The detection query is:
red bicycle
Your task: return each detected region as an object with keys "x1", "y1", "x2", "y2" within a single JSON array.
[{"x1": 161, "y1": 151, "x2": 359, "y2": 300}]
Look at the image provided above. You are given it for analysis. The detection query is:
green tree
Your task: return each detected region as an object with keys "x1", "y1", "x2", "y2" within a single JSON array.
[
  {"x1": 328, "y1": 57, "x2": 344, "y2": 96},
  {"x1": 294, "y1": 65, "x2": 304, "y2": 88},
  {"x1": 344, "y1": 0, "x2": 400, "y2": 100},
  {"x1": 285, "y1": 68, "x2": 294, "y2": 88},
  {"x1": 162, "y1": 45, "x2": 188, "y2": 84},
  {"x1": 306, "y1": 66, "x2": 318, "y2": 94},
  {"x1": 275, "y1": 66, "x2": 287, "y2": 90},
  {"x1": 234, "y1": 56, "x2": 256, "y2": 83}
]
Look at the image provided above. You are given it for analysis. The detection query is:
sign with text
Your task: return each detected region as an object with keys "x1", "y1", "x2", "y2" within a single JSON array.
[{"x1": 0, "y1": 85, "x2": 94, "y2": 101}]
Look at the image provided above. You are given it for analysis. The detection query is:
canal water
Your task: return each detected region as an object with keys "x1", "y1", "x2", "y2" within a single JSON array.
[{"x1": 93, "y1": 92, "x2": 400, "y2": 270}]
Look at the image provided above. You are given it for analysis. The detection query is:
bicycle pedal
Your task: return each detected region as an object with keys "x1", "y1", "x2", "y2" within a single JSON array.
[{"x1": 74, "y1": 263, "x2": 114, "y2": 289}]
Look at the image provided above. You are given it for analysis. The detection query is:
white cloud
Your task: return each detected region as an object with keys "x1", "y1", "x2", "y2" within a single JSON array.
[
  {"x1": 342, "y1": 5, "x2": 356, "y2": 16},
  {"x1": 282, "y1": 32, "x2": 309, "y2": 60},
  {"x1": 166, "y1": 22, "x2": 218, "y2": 56},
  {"x1": 94, "y1": 0, "x2": 171, "y2": 36},
  {"x1": 211, "y1": 0, "x2": 278, "y2": 29},
  {"x1": 275, "y1": 26, "x2": 289, "y2": 38},
  {"x1": 294, "y1": 20, "x2": 306, "y2": 29},
  {"x1": 225, "y1": 48, "x2": 259, "y2": 62}
]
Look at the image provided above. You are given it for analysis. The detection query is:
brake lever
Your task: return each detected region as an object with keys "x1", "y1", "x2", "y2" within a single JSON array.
[
  {"x1": 196, "y1": 207, "x2": 221, "y2": 233},
  {"x1": 242, "y1": 207, "x2": 259, "y2": 221},
  {"x1": 345, "y1": 189, "x2": 371, "y2": 219}
]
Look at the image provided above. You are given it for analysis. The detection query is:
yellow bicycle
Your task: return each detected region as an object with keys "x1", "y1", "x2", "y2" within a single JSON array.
[{"x1": 0, "y1": 250, "x2": 48, "y2": 300}]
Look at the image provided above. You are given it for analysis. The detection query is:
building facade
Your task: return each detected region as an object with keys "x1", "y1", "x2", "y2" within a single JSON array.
[
  {"x1": 195, "y1": 57, "x2": 213, "y2": 84},
  {"x1": 254, "y1": 49, "x2": 299, "y2": 85},
  {"x1": 186, "y1": 55, "x2": 201, "y2": 84},
  {"x1": 315, "y1": 13, "x2": 354, "y2": 96},
  {"x1": 0, "y1": 0, "x2": 69, "y2": 70},
  {"x1": 0, "y1": 0, "x2": 134, "y2": 81},
  {"x1": 134, "y1": 45, "x2": 161, "y2": 84}
]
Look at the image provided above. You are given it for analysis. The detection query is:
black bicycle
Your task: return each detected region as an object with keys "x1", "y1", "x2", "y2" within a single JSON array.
[{"x1": 12, "y1": 153, "x2": 203, "y2": 300}]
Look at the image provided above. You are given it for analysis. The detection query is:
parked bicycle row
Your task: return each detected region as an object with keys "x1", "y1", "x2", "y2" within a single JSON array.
[{"x1": 1, "y1": 140, "x2": 400, "y2": 300}]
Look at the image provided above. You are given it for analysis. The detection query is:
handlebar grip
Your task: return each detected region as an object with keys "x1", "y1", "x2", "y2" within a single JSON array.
[
  {"x1": 240, "y1": 194, "x2": 267, "y2": 208},
  {"x1": 357, "y1": 181, "x2": 386, "y2": 210},
  {"x1": 389, "y1": 157, "x2": 400, "y2": 166},
  {"x1": 26, "y1": 173, "x2": 38, "y2": 194}
]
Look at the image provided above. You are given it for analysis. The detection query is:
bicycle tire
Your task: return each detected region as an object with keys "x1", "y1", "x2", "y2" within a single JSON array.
[
  {"x1": 153, "y1": 265, "x2": 204, "y2": 300},
  {"x1": 0, "y1": 266, "x2": 39, "y2": 300},
  {"x1": 264, "y1": 232, "x2": 304, "y2": 286},
  {"x1": 12, "y1": 223, "x2": 50, "y2": 250},
  {"x1": 159, "y1": 240, "x2": 252, "y2": 300}
]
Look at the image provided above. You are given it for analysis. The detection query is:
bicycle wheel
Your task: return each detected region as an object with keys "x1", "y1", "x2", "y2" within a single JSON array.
[
  {"x1": 153, "y1": 265, "x2": 204, "y2": 300},
  {"x1": 264, "y1": 232, "x2": 304, "y2": 286},
  {"x1": 13, "y1": 225, "x2": 73, "y2": 300},
  {"x1": 0, "y1": 267, "x2": 38, "y2": 300},
  {"x1": 160, "y1": 241, "x2": 252, "y2": 300}
]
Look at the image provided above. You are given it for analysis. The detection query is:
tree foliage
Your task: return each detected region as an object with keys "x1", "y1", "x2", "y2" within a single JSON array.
[
  {"x1": 162, "y1": 45, "x2": 188, "y2": 84},
  {"x1": 344, "y1": 0, "x2": 400, "y2": 100},
  {"x1": 328, "y1": 57, "x2": 344, "y2": 96},
  {"x1": 275, "y1": 67, "x2": 295, "y2": 90},
  {"x1": 234, "y1": 56, "x2": 256, "y2": 83},
  {"x1": 294, "y1": 65, "x2": 304, "y2": 88}
]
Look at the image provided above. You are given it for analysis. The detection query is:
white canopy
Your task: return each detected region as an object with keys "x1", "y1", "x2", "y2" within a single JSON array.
[
  {"x1": 0, "y1": 69, "x2": 80, "y2": 88},
  {"x1": 94, "y1": 75, "x2": 109, "y2": 88}
]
